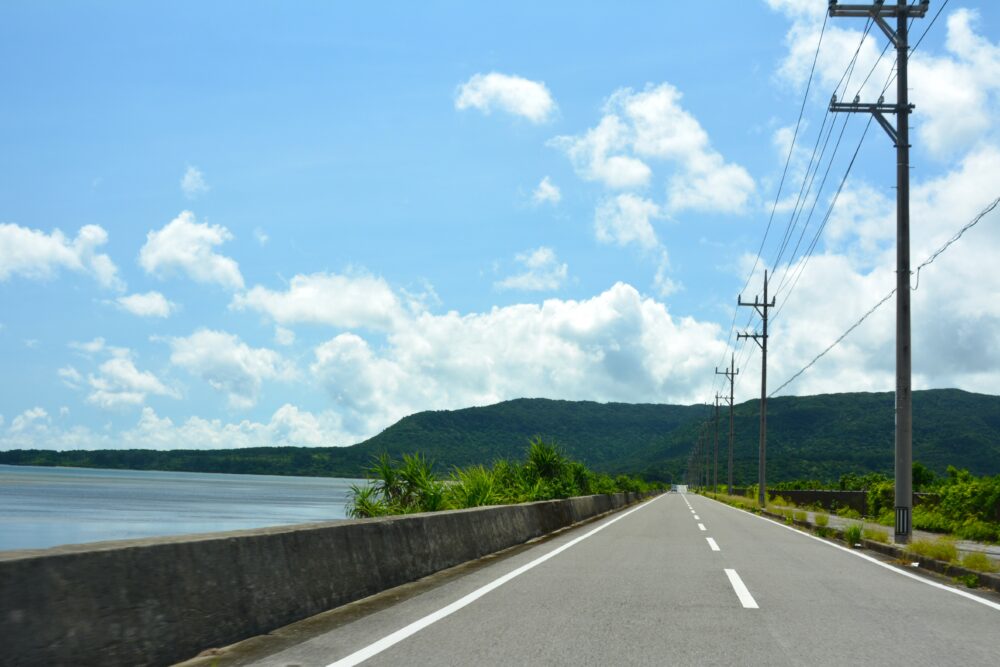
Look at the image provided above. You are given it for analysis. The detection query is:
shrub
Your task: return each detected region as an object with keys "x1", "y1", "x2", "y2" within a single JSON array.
[
  {"x1": 814, "y1": 513, "x2": 829, "y2": 527},
  {"x1": 954, "y1": 574, "x2": 980, "y2": 588},
  {"x1": 875, "y1": 508, "x2": 894, "y2": 526},
  {"x1": 866, "y1": 481, "x2": 895, "y2": 517},
  {"x1": 912, "y1": 505, "x2": 953, "y2": 534},
  {"x1": 793, "y1": 510, "x2": 808, "y2": 523},
  {"x1": 907, "y1": 538, "x2": 958, "y2": 563},
  {"x1": 448, "y1": 465, "x2": 498, "y2": 508},
  {"x1": 347, "y1": 440, "x2": 654, "y2": 518},
  {"x1": 844, "y1": 524, "x2": 863, "y2": 545},
  {"x1": 961, "y1": 551, "x2": 998, "y2": 573},
  {"x1": 954, "y1": 519, "x2": 1000, "y2": 543},
  {"x1": 836, "y1": 506, "x2": 862, "y2": 520},
  {"x1": 525, "y1": 437, "x2": 566, "y2": 482}
]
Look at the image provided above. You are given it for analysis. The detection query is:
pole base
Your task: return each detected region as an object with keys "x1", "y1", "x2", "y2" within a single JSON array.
[{"x1": 894, "y1": 506, "x2": 911, "y2": 544}]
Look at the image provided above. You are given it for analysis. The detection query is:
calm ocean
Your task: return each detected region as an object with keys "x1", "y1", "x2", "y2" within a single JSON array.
[{"x1": 0, "y1": 464, "x2": 362, "y2": 552}]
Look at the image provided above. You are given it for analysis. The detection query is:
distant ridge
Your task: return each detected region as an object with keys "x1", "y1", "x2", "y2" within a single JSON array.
[{"x1": 2, "y1": 389, "x2": 998, "y2": 483}]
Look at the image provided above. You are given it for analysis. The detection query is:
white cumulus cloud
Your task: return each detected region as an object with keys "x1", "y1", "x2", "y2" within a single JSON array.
[
  {"x1": 168, "y1": 329, "x2": 297, "y2": 409},
  {"x1": 88, "y1": 359, "x2": 177, "y2": 409},
  {"x1": 231, "y1": 272, "x2": 405, "y2": 331},
  {"x1": 310, "y1": 282, "x2": 725, "y2": 439},
  {"x1": 116, "y1": 291, "x2": 177, "y2": 318},
  {"x1": 455, "y1": 72, "x2": 557, "y2": 123},
  {"x1": 550, "y1": 115, "x2": 652, "y2": 190},
  {"x1": 532, "y1": 176, "x2": 562, "y2": 205},
  {"x1": 74, "y1": 348, "x2": 180, "y2": 409},
  {"x1": 181, "y1": 166, "x2": 209, "y2": 199},
  {"x1": 0, "y1": 404, "x2": 355, "y2": 451},
  {"x1": 595, "y1": 194, "x2": 663, "y2": 250},
  {"x1": 139, "y1": 211, "x2": 244, "y2": 290},
  {"x1": 553, "y1": 83, "x2": 754, "y2": 212},
  {"x1": 495, "y1": 247, "x2": 568, "y2": 292},
  {"x1": 0, "y1": 223, "x2": 124, "y2": 290}
]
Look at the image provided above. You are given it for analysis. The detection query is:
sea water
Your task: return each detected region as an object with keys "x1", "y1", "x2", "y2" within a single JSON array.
[{"x1": 0, "y1": 464, "x2": 362, "y2": 551}]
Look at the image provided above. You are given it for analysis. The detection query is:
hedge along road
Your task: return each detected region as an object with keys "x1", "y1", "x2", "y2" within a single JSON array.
[{"x1": 227, "y1": 493, "x2": 1000, "y2": 666}]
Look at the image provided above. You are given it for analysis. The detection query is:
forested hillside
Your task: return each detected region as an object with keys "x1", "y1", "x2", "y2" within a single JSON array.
[{"x1": 2, "y1": 389, "x2": 998, "y2": 483}]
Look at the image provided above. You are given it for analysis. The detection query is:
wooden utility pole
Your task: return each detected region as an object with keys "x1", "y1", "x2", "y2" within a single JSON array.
[
  {"x1": 713, "y1": 395, "x2": 720, "y2": 495},
  {"x1": 716, "y1": 354, "x2": 738, "y2": 495},
  {"x1": 828, "y1": 0, "x2": 928, "y2": 544},
  {"x1": 739, "y1": 270, "x2": 775, "y2": 507}
]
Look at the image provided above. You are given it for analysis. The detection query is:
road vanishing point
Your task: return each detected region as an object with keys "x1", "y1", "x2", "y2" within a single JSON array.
[{"x1": 192, "y1": 493, "x2": 1000, "y2": 666}]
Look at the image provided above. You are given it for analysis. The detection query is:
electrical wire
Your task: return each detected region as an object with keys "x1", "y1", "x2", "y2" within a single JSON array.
[
  {"x1": 710, "y1": 13, "x2": 830, "y2": 399},
  {"x1": 769, "y1": 195, "x2": 1000, "y2": 397}
]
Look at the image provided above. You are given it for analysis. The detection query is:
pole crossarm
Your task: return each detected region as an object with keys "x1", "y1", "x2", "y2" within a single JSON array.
[
  {"x1": 828, "y1": 1, "x2": 929, "y2": 18},
  {"x1": 737, "y1": 331, "x2": 763, "y2": 349},
  {"x1": 830, "y1": 98, "x2": 914, "y2": 145}
]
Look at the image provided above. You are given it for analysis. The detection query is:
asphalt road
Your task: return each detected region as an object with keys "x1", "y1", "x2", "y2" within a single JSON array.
[{"x1": 223, "y1": 493, "x2": 1000, "y2": 666}]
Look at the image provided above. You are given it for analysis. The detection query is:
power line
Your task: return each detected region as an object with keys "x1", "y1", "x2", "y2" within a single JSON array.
[
  {"x1": 712, "y1": 13, "x2": 830, "y2": 399},
  {"x1": 741, "y1": 13, "x2": 829, "y2": 299},
  {"x1": 771, "y1": 114, "x2": 875, "y2": 323},
  {"x1": 769, "y1": 194, "x2": 1000, "y2": 397},
  {"x1": 911, "y1": 0, "x2": 950, "y2": 54}
]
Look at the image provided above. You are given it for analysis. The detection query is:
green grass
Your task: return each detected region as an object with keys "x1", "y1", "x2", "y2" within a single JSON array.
[
  {"x1": 862, "y1": 526, "x2": 889, "y2": 543},
  {"x1": 844, "y1": 523, "x2": 862, "y2": 545},
  {"x1": 711, "y1": 492, "x2": 760, "y2": 512},
  {"x1": 814, "y1": 513, "x2": 829, "y2": 527},
  {"x1": 954, "y1": 573, "x2": 980, "y2": 588},
  {"x1": 906, "y1": 538, "x2": 959, "y2": 563},
  {"x1": 770, "y1": 494, "x2": 791, "y2": 507},
  {"x1": 793, "y1": 510, "x2": 808, "y2": 523},
  {"x1": 961, "y1": 551, "x2": 998, "y2": 573}
]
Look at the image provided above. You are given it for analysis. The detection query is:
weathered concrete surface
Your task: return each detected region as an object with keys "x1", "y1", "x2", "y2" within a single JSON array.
[{"x1": 0, "y1": 491, "x2": 651, "y2": 667}]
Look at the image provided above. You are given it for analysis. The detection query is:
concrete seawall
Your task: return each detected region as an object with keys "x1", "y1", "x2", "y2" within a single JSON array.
[{"x1": 0, "y1": 491, "x2": 652, "y2": 666}]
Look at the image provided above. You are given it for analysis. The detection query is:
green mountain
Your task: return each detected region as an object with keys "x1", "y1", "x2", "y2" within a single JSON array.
[{"x1": 2, "y1": 389, "x2": 998, "y2": 483}]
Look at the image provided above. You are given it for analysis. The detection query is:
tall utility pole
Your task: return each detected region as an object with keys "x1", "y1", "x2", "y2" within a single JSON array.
[
  {"x1": 738, "y1": 270, "x2": 776, "y2": 508},
  {"x1": 713, "y1": 395, "x2": 720, "y2": 495},
  {"x1": 829, "y1": 0, "x2": 928, "y2": 544},
  {"x1": 701, "y1": 422, "x2": 710, "y2": 490},
  {"x1": 716, "y1": 355, "x2": 738, "y2": 495}
]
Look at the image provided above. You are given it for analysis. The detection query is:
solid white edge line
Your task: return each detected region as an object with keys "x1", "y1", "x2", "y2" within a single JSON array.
[
  {"x1": 724, "y1": 568, "x2": 759, "y2": 608},
  {"x1": 698, "y1": 523, "x2": 706, "y2": 531},
  {"x1": 326, "y1": 494, "x2": 665, "y2": 666},
  {"x1": 706, "y1": 496, "x2": 1000, "y2": 612},
  {"x1": 706, "y1": 537, "x2": 720, "y2": 552}
]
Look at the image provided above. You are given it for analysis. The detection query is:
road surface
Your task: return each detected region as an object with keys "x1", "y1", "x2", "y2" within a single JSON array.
[{"x1": 199, "y1": 493, "x2": 1000, "y2": 666}]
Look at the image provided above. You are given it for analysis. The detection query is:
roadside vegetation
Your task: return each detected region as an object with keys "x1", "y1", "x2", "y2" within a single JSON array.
[
  {"x1": 863, "y1": 466, "x2": 1000, "y2": 543},
  {"x1": 347, "y1": 438, "x2": 659, "y2": 518},
  {"x1": 732, "y1": 463, "x2": 1000, "y2": 544}
]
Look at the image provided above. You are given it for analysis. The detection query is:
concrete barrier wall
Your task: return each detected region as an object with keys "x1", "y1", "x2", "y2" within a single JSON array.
[{"x1": 0, "y1": 491, "x2": 652, "y2": 667}]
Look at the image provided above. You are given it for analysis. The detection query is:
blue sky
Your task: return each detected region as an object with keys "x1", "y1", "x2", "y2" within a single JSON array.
[{"x1": 2, "y1": 1, "x2": 999, "y2": 450}]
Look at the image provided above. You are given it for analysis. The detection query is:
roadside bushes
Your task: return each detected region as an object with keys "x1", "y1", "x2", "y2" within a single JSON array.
[
  {"x1": 825, "y1": 466, "x2": 1000, "y2": 543},
  {"x1": 348, "y1": 438, "x2": 658, "y2": 518}
]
